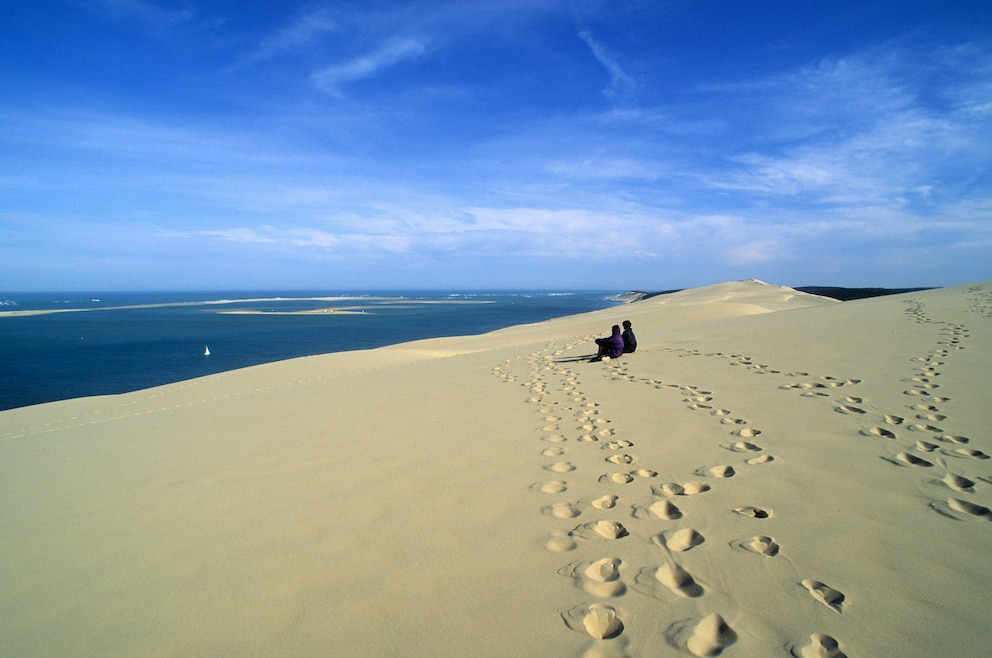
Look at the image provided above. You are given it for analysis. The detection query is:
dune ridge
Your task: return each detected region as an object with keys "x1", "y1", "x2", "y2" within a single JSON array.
[{"x1": 1, "y1": 279, "x2": 990, "y2": 656}]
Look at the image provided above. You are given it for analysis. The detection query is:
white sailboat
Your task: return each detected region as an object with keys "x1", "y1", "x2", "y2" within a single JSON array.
[{"x1": 204, "y1": 345, "x2": 210, "y2": 356}]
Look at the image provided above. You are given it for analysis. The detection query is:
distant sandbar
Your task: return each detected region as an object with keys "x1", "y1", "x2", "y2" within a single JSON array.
[{"x1": 0, "y1": 297, "x2": 491, "y2": 318}]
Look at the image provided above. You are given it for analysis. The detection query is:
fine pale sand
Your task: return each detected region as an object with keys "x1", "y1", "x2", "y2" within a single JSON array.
[{"x1": 2, "y1": 280, "x2": 990, "y2": 657}]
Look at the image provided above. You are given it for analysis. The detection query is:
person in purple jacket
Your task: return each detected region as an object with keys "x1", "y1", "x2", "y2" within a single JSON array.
[{"x1": 590, "y1": 324, "x2": 625, "y2": 362}]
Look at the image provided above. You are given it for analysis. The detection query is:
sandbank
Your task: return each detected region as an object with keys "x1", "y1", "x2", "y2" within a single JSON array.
[
  {"x1": 0, "y1": 296, "x2": 489, "y2": 318},
  {"x1": 1, "y1": 279, "x2": 990, "y2": 656}
]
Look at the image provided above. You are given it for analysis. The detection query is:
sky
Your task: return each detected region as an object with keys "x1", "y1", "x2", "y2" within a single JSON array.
[{"x1": 1, "y1": 0, "x2": 990, "y2": 291}]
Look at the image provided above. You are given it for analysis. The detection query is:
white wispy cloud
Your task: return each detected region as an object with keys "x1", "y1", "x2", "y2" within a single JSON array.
[
  {"x1": 312, "y1": 38, "x2": 429, "y2": 96},
  {"x1": 249, "y1": 6, "x2": 338, "y2": 63},
  {"x1": 79, "y1": 0, "x2": 196, "y2": 32},
  {"x1": 197, "y1": 227, "x2": 277, "y2": 244},
  {"x1": 578, "y1": 30, "x2": 637, "y2": 104},
  {"x1": 678, "y1": 42, "x2": 992, "y2": 218}
]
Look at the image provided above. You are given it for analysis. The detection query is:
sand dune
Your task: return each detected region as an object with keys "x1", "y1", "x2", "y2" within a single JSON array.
[{"x1": 2, "y1": 279, "x2": 990, "y2": 657}]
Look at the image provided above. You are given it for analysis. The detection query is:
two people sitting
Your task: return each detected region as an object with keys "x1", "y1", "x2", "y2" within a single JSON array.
[{"x1": 591, "y1": 320, "x2": 636, "y2": 362}]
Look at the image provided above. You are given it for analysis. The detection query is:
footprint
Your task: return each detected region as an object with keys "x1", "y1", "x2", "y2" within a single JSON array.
[
  {"x1": 582, "y1": 557, "x2": 623, "y2": 583},
  {"x1": 572, "y1": 520, "x2": 630, "y2": 540},
  {"x1": 606, "y1": 453, "x2": 636, "y2": 465},
  {"x1": 735, "y1": 428, "x2": 761, "y2": 438},
  {"x1": 788, "y1": 633, "x2": 848, "y2": 658},
  {"x1": 599, "y1": 472, "x2": 634, "y2": 484},
  {"x1": 941, "y1": 435, "x2": 970, "y2": 444},
  {"x1": 602, "y1": 440, "x2": 634, "y2": 450},
  {"x1": 801, "y1": 579, "x2": 845, "y2": 612},
  {"x1": 543, "y1": 502, "x2": 582, "y2": 519},
  {"x1": 948, "y1": 498, "x2": 992, "y2": 520},
  {"x1": 734, "y1": 506, "x2": 772, "y2": 519},
  {"x1": 908, "y1": 423, "x2": 943, "y2": 433},
  {"x1": 941, "y1": 473, "x2": 976, "y2": 493},
  {"x1": 733, "y1": 535, "x2": 780, "y2": 557},
  {"x1": 667, "y1": 613, "x2": 738, "y2": 657},
  {"x1": 696, "y1": 465, "x2": 736, "y2": 478},
  {"x1": 561, "y1": 603, "x2": 624, "y2": 639},
  {"x1": 723, "y1": 441, "x2": 762, "y2": 452},
  {"x1": 545, "y1": 461, "x2": 577, "y2": 473},
  {"x1": 655, "y1": 482, "x2": 686, "y2": 496},
  {"x1": 590, "y1": 494, "x2": 619, "y2": 510},
  {"x1": 559, "y1": 557, "x2": 626, "y2": 597},
  {"x1": 657, "y1": 528, "x2": 705, "y2": 552},
  {"x1": 949, "y1": 448, "x2": 989, "y2": 460},
  {"x1": 893, "y1": 452, "x2": 934, "y2": 467},
  {"x1": 651, "y1": 482, "x2": 710, "y2": 498},
  {"x1": 635, "y1": 499, "x2": 682, "y2": 520},
  {"x1": 835, "y1": 404, "x2": 866, "y2": 415},
  {"x1": 863, "y1": 426, "x2": 896, "y2": 439},
  {"x1": 541, "y1": 446, "x2": 565, "y2": 457},
  {"x1": 884, "y1": 415, "x2": 904, "y2": 425},
  {"x1": 544, "y1": 531, "x2": 578, "y2": 553},
  {"x1": 533, "y1": 480, "x2": 567, "y2": 494},
  {"x1": 651, "y1": 561, "x2": 704, "y2": 598},
  {"x1": 746, "y1": 454, "x2": 775, "y2": 465}
]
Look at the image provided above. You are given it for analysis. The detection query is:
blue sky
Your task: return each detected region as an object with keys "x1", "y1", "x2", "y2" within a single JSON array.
[{"x1": 1, "y1": 0, "x2": 990, "y2": 291}]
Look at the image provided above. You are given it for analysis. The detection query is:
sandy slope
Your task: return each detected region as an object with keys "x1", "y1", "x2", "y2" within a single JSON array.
[{"x1": 1, "y1": 280, "x2": 990, "y2": 657}]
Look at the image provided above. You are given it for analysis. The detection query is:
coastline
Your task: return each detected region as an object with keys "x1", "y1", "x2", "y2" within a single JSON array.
[
  {"x1": 0, "y1": 291, "x2": 618, "y2": 412},
  {"x1": 2, "y1": 279, "x2": 990, "y2": 656}
]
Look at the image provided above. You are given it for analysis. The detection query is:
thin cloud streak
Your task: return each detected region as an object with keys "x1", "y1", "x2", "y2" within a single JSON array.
[
  {"x1": 247, "y1": 6, "x2": 339, "y2": 64},
  {"x1": 79, "y1": 0, "x2": 197, "y2": 32},
  {"x1": 578, "y1": 30, "x2": 637, "y2": 104},
  {"x1": 312, "y1": 38, "x2": 430, "y2": 96}
]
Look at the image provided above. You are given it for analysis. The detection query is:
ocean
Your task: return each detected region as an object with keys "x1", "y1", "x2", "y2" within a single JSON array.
[{"x1": 0, "y1": 291, "x2": 623, "y2": 411}]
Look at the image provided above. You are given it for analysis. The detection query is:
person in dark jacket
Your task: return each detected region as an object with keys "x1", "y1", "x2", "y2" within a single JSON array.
[
  {"x1": 621, "y1": 320, "x2": 637, "y2": 353},
  {"x1": 591, "y1": 324, "x2": 625, "y2": 361}
]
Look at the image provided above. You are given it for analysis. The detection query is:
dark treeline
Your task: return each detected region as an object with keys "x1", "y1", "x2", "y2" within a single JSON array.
[
  {"x1": 794, "y1": 286, "x2": 932, "y2": 301},
  {"x1": 621, "y1": 286, "x2": 933, "y2": 303}
]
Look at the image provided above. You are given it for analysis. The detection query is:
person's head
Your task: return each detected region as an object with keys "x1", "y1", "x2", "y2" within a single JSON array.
[
  {"x1": 612, "y1": 325, "x2": 621, "y2": 335},
  {"x1": 622, "y1": 320, "x2": 632, "y2": 330}
]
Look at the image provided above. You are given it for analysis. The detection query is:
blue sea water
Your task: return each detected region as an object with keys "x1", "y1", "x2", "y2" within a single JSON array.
[{"x1": 0, "y1": 291, "x2": 623, "y2": 411}]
